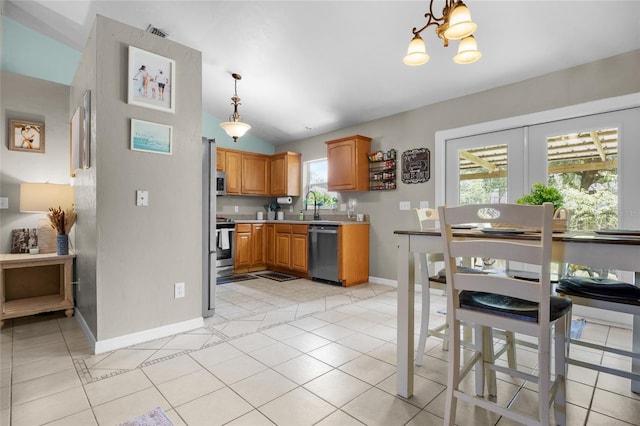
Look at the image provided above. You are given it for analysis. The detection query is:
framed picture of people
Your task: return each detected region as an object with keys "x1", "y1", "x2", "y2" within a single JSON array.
[
  {"x1": 8, "y1": 120, "x2": 45, "y2": 153},
  {"x1": 128, "y1": 46, "x2": 175, "y2": 113}
]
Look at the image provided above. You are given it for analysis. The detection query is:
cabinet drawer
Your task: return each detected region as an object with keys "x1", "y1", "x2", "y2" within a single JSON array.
[
  {"x1": 236, "y1": 224, "x2": 251, "y2": 232},
  {"x1": 275, "y1": 224, "x2": 291, "y2": 233},
  {"x1": 291, "y1": 224, "x2": 308, "y2": 234}
]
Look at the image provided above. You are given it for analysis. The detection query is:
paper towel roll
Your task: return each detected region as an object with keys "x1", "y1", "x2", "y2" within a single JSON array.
[{"x1": 277, "y1": 196, "x2": 293, "y2": 205}]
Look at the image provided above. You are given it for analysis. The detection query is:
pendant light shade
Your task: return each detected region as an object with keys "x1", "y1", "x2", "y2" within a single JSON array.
[
  {"x1": 453, "y1": 35, "x2": 481, "y2": 64},
  {"x1": 403, "y1": 34, "x2": 430, "y2": 66},
  {"x1": 443, "y1": 2, "x2": 477, "y2": 40},
  {"x1": 220, "y1": 73, "x2": 251, "y2": 142}
]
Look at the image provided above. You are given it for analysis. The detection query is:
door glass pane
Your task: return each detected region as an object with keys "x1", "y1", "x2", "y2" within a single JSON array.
[
  {"x1": 547, "y1": 128, "x2": 618, "y2": 231},
  {"x1": 458, "y1": 144, "x2": 508, "y2": 205}
]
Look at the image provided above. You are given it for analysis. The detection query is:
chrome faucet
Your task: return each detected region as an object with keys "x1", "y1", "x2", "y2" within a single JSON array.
[{"x1": 306, "y1": 190, "x2": 320, "y2": 220}]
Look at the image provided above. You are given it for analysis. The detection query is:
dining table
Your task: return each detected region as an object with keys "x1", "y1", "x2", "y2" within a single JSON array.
[{"x1": 394, "y1": 228, "x2": 640, "y2": 398}]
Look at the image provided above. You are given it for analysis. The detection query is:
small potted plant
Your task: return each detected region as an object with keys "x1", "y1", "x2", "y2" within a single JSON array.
[
  {"x1": 516, "y1": 183, "x2": 568, "y2": 231},
  {"x1": 48, "y1": 206, "x2": 76, "y2": 255}
]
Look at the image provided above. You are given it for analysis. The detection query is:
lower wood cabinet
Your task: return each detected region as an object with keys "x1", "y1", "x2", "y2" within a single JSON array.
[
  {"x1": 272, "y1": 224, "x2": 308, "y2": 275},
  {"x1": 338, "y1": 224, "x2": 369, "y2": 286},
  {"x1": 234, "y1": 223, "x2": 265, "y2": 273}
]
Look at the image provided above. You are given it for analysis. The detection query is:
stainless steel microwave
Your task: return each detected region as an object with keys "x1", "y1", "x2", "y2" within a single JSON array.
[{"x1": 216, "y1": 171, "x2": 226, "y2": 196}]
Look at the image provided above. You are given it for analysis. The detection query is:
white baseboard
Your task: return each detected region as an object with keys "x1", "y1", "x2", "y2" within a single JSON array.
[
  {"x1": 74, "y1": 309, "x2": 204, "y2": 354},
  {"x1": 368, "y1": 276, "x2": 398, "y2": 287}
]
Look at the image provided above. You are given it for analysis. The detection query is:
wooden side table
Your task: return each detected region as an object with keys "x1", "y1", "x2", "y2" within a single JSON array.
[{"x1": 0, "y1": 252, "x2": 75, "y2": 328}]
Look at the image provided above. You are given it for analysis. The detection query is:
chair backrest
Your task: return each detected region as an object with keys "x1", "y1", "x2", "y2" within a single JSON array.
[
  {"x1": 438, "y1": 203, "x2": 554, "y2": 332},
  {"x1": 414, "y1": 208, "x2": 439, "y2": 230}
]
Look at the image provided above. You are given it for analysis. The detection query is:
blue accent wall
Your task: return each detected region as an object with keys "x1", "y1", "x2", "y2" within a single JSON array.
[
  {"x1": 1, "y1": 17, "x2": 81, "y2": 85},
  {"x1": 2, "y1": 16, "x2": 274, "y2": 153}
]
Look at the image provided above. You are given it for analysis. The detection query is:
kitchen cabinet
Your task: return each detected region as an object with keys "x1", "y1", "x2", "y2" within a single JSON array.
[
  {"x1": 241, "y1": 153, "x2": 269, "y2": 195},
  {"x1": 265, "y1": 224, "x2": 276, "y2": 266},
  {"x1": 270, "y1": 152, "x2": 301, "y2": 196},
  {"x1": 326, "y1": 135, "x2": 371, "y2": 192},
  {"x1": 216, "y1": 148, "x2": 226, "y2": 171},
  {"x1": 338, "y1": 224, "x2": 370, "y2": 286},
  {"x1": 217, "y1": 148, "x2": 300, "y2": 196},
  {"x1": 273, "y1": 224, "x2": 308, "y2": 274},
  {"x1": 225, "y1": 150, "x2": 241, "y2": 194},
  {"x1": 234, "y1": 223, "x2": 265, "y2": 273}
]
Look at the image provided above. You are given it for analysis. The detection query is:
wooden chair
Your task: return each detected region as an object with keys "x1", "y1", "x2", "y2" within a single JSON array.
[{"x1": 439, "y1": 203, "x2": 572, "y2": 426}]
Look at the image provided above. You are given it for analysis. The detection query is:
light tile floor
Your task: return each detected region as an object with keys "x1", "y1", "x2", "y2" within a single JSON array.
[{"x1": 1, "y1": 276, "x2": 640, "y2": 425}]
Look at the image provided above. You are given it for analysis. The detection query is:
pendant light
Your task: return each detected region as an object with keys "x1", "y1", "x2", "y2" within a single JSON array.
[{"x1": 220, "y1": 73, "x2": 251, "y2": 142}]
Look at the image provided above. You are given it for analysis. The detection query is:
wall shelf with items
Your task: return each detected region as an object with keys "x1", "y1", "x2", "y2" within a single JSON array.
[{"x1": 368, "y1": 150, "x2": 397, "y2": 191}]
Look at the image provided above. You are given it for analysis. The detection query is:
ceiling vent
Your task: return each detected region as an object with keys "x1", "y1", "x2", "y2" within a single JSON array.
[{"x1": 146, "y1": 25, "x2": 169, "y2": 38}]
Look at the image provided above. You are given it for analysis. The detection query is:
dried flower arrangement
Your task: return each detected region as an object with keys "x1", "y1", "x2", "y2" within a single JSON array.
[{"x1": 48, "y1": 207, "x2": 77, "y2": 235}]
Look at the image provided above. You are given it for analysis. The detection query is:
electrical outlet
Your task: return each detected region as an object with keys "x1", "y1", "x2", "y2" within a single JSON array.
[
  {"x1": 419, "y1": 201, "x2": 429, "y2": 209},
  {"x1": 136, "y1": 190, "x2": 149, "y2": 206},
  {"x1": 399, "y1": 201, "x2": 411, "y2": 210},
  {"x1": 340, "y1": 204, "x2": 347, "y2": 211},
  {"x1": 0, "y1": 197, "x2": 8, "y2": 209},
  {"x1": 234, "y1": 205, "x2": 239, "y2": 213},
  {"x1": 174, "y1": 282, "x2": 185, "y2": 298}
]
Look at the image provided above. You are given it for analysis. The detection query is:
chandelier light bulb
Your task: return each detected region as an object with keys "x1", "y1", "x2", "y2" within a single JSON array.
[
  {"x1": 453, "y1": 35, "x2": 482, "y2": 64},
  {"x1": 444, "y1": 2, "x2": 477, "y2": 40},
  {"x1": 403, "y1": 34, "x2": 430, "y2": 66}
]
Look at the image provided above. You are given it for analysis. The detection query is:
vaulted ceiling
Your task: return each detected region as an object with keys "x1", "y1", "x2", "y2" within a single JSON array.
[{"x1": 4, "y1": 1, "x2": 640, "y2": 145}]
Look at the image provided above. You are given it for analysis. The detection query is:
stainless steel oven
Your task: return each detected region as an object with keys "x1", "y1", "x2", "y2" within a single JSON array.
[{"x1": 215, "y1": 221, "x2": 235, "y2": 278}]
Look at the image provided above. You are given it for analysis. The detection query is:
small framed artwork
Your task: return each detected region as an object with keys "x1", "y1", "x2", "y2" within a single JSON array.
[
  {"x1": 131, "y1": 119, "x2": 172, "y2": 155},
  {"x1": 70, "y1": 107, "x2": 81, "y2": 176},
  {"x1": 128, "y1": 46, "x2": 175, "y2": 113},
  {"x1": 9, "y1": 120, "x2": 45, "y2": 153}
]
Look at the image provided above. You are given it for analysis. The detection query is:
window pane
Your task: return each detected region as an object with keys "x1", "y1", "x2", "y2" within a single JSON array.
[
  {"x1": 303, "y1": 159, "x2": 338, "y2": 209},
  {"x1": 547, "y1": 128, "x2": 618, "y2": 231},
  {"x1": 458, "y1": 144, "x2": 508, "y2": 205}
]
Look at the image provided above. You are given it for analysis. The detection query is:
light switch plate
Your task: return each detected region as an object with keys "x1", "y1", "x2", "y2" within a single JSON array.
[
  {"x1": 399, "y1": 201, "x2": 411, "y2": 210},
  {"x1": 174, "y1": 282, "x2": 185, "y2": 298},
  {"x1": 0, "y1": 197, "x2": 8, "y2": 209},
  {"x1": 419, "y1": 201, "x2": 429, "y2": 209},
  {"x1": 136, "y1": 190, "x2": 149, "y2": 206}
]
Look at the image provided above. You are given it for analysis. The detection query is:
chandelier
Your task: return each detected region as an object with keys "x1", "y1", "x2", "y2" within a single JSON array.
[
  {"x1": 403, "y1": 0, "x2": 481, "y2": 66},
  {"x1": 220, "y1": 73, "x2": 251, "y2": 142}
]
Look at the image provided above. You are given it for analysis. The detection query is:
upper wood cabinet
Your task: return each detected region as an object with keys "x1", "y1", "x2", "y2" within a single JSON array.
[
  {"x1": 270, "y1": 152, "x2": 301, "y2": 197},
  {"x1": 241, "y1": 153, "x2": 269, "y2": 195},
  {"x1": 326, "y1": 135, "x2": 371, "y2": 192},
  {"x1": 217, "y1": 148, "x2": 301, "y2": 196}
]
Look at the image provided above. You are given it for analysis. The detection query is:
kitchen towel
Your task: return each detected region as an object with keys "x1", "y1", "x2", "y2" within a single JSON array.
[
  {"x1": 277, "y1": 196, "x2": 293, "y2": 205},
  {"x1": 217, "y1": 229, "x2": 230, "y2": 250}
]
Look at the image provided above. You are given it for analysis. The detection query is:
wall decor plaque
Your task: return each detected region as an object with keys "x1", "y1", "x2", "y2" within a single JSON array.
[{"x1": 401, "y1": 148, "x2": 430, "y2": 184}]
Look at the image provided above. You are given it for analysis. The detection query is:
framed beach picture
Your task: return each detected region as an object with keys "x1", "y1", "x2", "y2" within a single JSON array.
[
  {"x1": 70, "y1": 107, "x2": 81, "y2": 176},
  {"x1": 130, "y1": 119, "x2": 172, "y2": 155},
  {"x1": 128, "y1": 46, "x2": 175, "y2": 113},
  {"x1": 9, "y1": 120, "x2": 45, "y2": 153}
]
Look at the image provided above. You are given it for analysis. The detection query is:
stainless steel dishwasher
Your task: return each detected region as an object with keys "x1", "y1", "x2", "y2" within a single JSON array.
[{"x1": 308, "y1": 224, "x2": 340, "y2": 284}]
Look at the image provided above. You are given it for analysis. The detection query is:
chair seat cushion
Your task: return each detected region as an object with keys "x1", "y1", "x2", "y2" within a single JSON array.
[
  {"x1": 460, "y1": 291, "x2": 572, "y2": 323},
  {"x1": 557, "y1": 277, "x2": 640, "y2": 306}
]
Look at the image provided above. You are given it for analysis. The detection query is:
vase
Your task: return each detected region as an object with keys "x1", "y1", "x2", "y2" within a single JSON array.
[{"x1": 57, "y1": 235, "x2": 69, "y2": 255}]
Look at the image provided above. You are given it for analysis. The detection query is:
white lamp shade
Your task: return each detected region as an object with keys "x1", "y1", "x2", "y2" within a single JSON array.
[
  {"x1": 20, "y1": 183, "x2": 74, "y2": 212},
  {"x1": 220, "y1": 121, "x2": 251, "y2": 139},
  {"x1": 444, "y1": 3, "x2": 477, "y2": 40},
  {"x1": 403, "y1": 34, "x2": 430, "y2": 66},
  {"x1": 453, "y1": 35, "x2": 482, "y2": 64}
]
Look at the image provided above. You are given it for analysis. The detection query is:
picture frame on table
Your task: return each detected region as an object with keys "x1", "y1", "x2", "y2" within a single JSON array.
[
  {"x1": 128, "y1": 46, "x2": 175, "y2": 113},
  {"x1": 130, "y1": 119, "x2": 172, "y2": 155},
  {"x1": 8, "y1": 120, "x2": 45, "y2": 153}
]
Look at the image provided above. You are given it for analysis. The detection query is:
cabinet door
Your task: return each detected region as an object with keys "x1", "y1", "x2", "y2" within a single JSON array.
[
  {"x1": 265, "y1": 224, "x2": 276, "y2": 266},
  {"x1": 216, "y1": 148, "x2": 226, "y2": 171},
  {"x1": 252, "y1": 224, "x2": 265, "y2": 266},
  {"x1": 270, "y1": 152, "x2": 301, "y2": 196},
  {"x1": 234, "y1": 230, "x2": 251, "y2": 270},
  {"x1": 242, "y1": 153, "x2": 269, "y2": 195},
  {"x1": 275, "y1": 232, "x2": 291, "y2": 269},
  {"x1": 326, "y1": 135, "x2": 371, "y2": 191},
  {"x1": 225, "y1": 151, "x2": 241, "y2": 194},
  {"x1": 291, "y1": 232, "x2": 308, "y2": 272}
]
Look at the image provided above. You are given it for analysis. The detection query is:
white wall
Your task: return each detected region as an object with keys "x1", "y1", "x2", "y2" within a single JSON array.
[
  {"x1": 278, "y1": 50, "x2": 640, "y2": 281},
  {"x1": 71, "y1": 16, "x2": 203, "y2": 344}
]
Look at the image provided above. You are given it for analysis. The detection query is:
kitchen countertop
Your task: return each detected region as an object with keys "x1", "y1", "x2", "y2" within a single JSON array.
[{"x1": 233, "y1": 219, "x2": 368, "y2": 226}]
